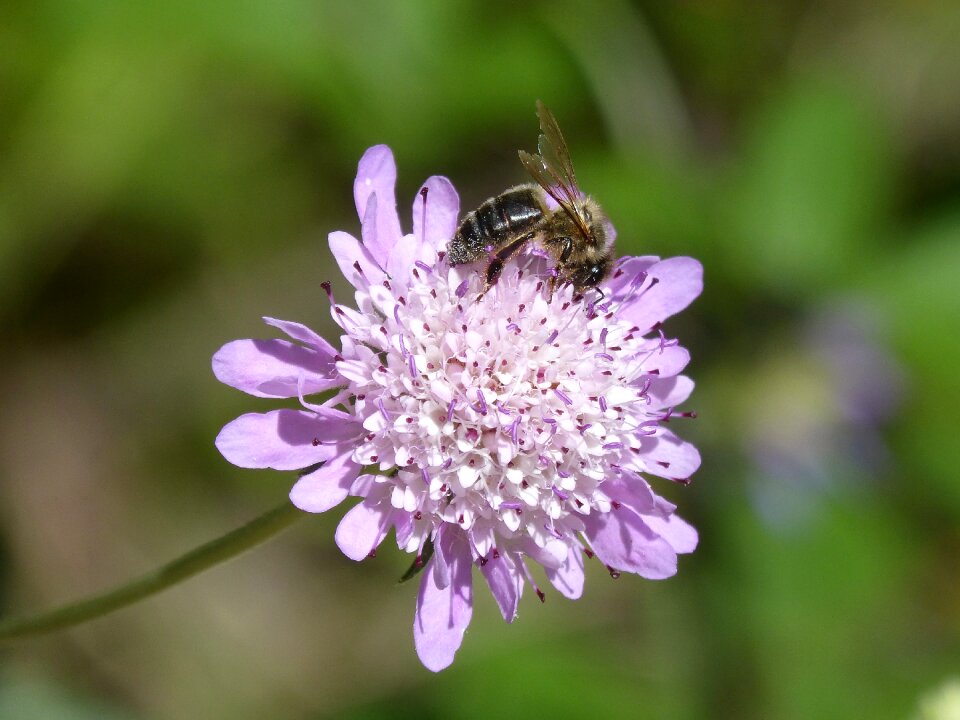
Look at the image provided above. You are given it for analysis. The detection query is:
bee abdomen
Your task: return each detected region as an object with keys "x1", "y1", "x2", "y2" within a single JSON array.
[{"x1": 447, "y1": 186, "x2": 543, "y2": 265}]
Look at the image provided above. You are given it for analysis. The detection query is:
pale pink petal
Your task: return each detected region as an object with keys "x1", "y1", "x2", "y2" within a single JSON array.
[
  {"x1": 619, "y1": 257, "x2": 703, "y2": 331},
  {"x1": 393, "y1": 511, "x2": 415, "y2": 549},
  {"x1": 604, "y1": 219, "x2": 617, "y2": 247},
  {"x1": 412, "y1": 175, "x2": 459, "y2": 253},
  {"x1": 479, "y1": 551, "x2": 522, "y2": 622},
  {"x1": 329, "y1": 230, "x2": 387, "y2": 286},
  {"x1": 545, "y1": 545, "x2": 585, "y2": 599},
  {"x1": 603, "y1": 475, "x2": 658, "y2": 515},
  {"x1": 359, "y1": 194, "x2": 387, "y2": 272},
  {"x1": 336, "y1": 358, "x2": 373, "y2": 385},
  {"x1": 262, "y1": 317, "x2": 337, "y2": 355},
  {"x1": 521, "y1": 537, "x2": 566, "y2": 569},
  {"x1": 582, "y1": 508, "x2": 678, "y2": 580},
  {"x1": 607, "y1": 255, "x2": 660, "y2": 297},
  {"x1": 644, "y1": 513, "x2": 698, "y2": 554},
  {"x1": 212, "y1": 339, "x2": 340, "y2": 398},
  {"x1": 295, "y1": 386, "x2": 353, "y2": 419},
  {"x1": 414, "y1": 530, "x2": 473, "y2": 672},
  {"x1": 631, "y1": 429, "x2": 702, "y2": 482},
  {"x1": 386, "y1": 233, "x2": 419, "y2": 281},
  {"x1": 335, "y1": 496, "x2": 391, "y2": 561},
  {"x1": 605, "y1": 474, "x2": 697, "y2": 552},
  {"x1": 215, "y1": 410, "x2": 358, "y2": 470},
  {"x1": 645, "y1": 375, "x2": 695, "y2": 408},
  {"x1": 354, "y1": 145, "x2": 402, "y2": 266},
  {"x1": 651, "y1": 494, "x2": 678, "y2": 519},
  {"x1": 349, "y1": 473, "x2": 378, "y2": 497},
  {"x1": 638, "y1": 343, "x2": 690, "y2": 378},
  {"x1": 330, "y1": 303, "x2": 368, "y2": 335},
  {"x1": 289, "y1": 451, "x2": 361, "y2": 513},
  {"x1": 431, "y1": 526, "x2": 452, "y2": 589}
]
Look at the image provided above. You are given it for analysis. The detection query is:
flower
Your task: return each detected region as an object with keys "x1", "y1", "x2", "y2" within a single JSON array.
[
  {"x1": 213, "y1": 145, "x2": 703, "y2": 671},
  {"x1": 744, "y1": 301, "x2": 903, "y2": 530}
]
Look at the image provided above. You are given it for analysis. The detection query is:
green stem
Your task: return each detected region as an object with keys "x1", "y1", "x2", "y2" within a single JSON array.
[{"x1": 0, "y1": 501, "x2": 303, "y2": 640}]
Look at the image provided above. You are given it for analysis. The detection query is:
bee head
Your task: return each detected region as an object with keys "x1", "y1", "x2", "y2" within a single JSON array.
[{"x1": 570, "y1": 259, "x2": 610, "y2": 291}]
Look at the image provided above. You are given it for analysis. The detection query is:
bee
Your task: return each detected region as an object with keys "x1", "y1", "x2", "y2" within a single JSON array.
[{"x1": 446, "y1": 100, "x2": 614, "y2": 300}]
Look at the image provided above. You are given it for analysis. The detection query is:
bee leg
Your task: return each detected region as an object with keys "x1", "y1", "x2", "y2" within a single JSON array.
[
  {"x1": 475, "y1": 255, "x2": 513, "y2": 302},
  {"x1": 481, "y1": 257, "x2": 506, "y2": 294},
  {"x1": 546, "y1": 273, "x2": 557, "y2": 303},
  {"x1": 543, "y1": 237, "x2": 572, "y2": 303},
  {"x1": 477, "y1": 233, "x2": 534, "y2": 301}
]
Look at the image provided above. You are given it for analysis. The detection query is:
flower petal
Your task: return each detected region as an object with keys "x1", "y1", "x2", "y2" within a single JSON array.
[
  {"x1": 582, "y1": 508, "x2": 678, "y2": 580},
  {"x1": 631, "y1": 428, "x2": 702, "y2": 482},
  {"x1": 607, "y1": 255, "x2": 660, "y2": 298},
  {"x1": 646, "y1": 375, "x2": 695, "y2": 409},
  {"x1": 639, "y1": 344, "x2": 691, "y2": 378},
  {"x1": 619, "y1": 257, "x2": 703, "y2": 331},
  {"x1": 412, "y1": 175, "x2": 459, "y2": 254},
  {"x1": 387, "y1": 232, "x2": 419, "y2": 281},
  {"x1": 479, "y1": 551, "x2": 522, "y2": 622},
  {"x1": 335, "y1": 495, "x2": 391, "y2": 561},
  {"x1": 329, "y1": 230, "x2": 387, "y2": 287},
  {"x1": 215, "y1": 409, "x2": 357, "y2": 470},
  {"x1": 360, "y1": 191, "x2": 383, "y2": 260},
  {"x1": 354, "y1": 145, "x2": 402, "y2": 267},
  {"x1": 262, "y1": 317, "x2": 337, "y2": 355},
  {"x1": 604, "y1": 474, "x2": 698, "y2": 553},
  {"x1": 644, "y1": 513, "x2": 698, "y2": 554},
  {"x1": 545, "y1": 545, "x2": 585, "y2": 599},
  {"x1": 212, "y1": 339, "x2": 340, "y2": 398},
  {"x1": 603, "y1": 475, "x2": 658, "y2": 515},
  {"x1": 431, "y1": 525, "x2": 452, "y2": 589},
  {"x1": 414, "y1": 529, "x2": 474, "y2": 672},
  {"x1": 289, "y1": 451, "x2": 361, "y2": 513},
  {"x1": 521, "y1": 537, "x2": 567, "y2": 569}
]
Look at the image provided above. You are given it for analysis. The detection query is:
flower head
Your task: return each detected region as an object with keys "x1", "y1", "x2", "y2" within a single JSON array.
[
  {"x1": 745, "y1": 301, "x2": 903, "y2": 530},
  {"x1": 213, "y1": 145, "x2": 703, "y2": 671}
]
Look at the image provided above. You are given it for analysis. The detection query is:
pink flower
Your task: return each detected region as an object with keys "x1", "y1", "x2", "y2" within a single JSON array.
[{"x1": 213, "y1": 145, "x2": 703, "y2": 671}]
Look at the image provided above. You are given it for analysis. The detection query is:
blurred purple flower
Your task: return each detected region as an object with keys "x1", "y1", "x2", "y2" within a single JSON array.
[
  {"x1": 746, "y1": 302, "x2": 903, "y2": 529},
  {"x1": 213, "y1": 146, "x2": 703, "y2": 671}
]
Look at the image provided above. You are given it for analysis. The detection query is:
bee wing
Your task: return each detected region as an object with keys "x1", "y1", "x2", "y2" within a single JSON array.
[
  {"x1": 536, "y1": 100, "x2": 579, "y2": 198},
  {"x1": 519, "y1": 101, "x2": 591, "y2": 237},
  {"x1": 518, "y1": 149, "x2": 568, "y2": 209}
]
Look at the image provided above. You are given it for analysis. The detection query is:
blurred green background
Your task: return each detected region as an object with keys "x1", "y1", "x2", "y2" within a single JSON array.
[{"x1": 1, "y1": 1, "x2": 959, "y2": 718}]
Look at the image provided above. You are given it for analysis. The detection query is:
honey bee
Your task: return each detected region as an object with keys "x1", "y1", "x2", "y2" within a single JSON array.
[{"x1": 446, "y1": 101, "x2": 614, "y2": 299}]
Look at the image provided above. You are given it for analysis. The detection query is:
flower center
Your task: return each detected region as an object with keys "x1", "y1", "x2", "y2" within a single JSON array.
[{"x1": 351, "y1": 255, "x2": 652, "y2": 555}]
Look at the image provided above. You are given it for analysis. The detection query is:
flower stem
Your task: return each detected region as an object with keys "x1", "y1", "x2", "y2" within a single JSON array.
[{"x1": 0, "y1": 501, "x2": 303, "y2": 640}]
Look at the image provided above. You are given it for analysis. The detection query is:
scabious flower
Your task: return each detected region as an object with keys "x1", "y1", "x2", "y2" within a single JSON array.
[
  {"x1": 745, "y1": 301, "x2": 903, "y2": 530},
  {"x1": 213, "y1": 145, "x2": 703, "y2": 671}
]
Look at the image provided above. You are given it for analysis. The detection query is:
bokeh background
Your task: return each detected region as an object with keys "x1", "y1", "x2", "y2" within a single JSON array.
[{"x1": 2, "y1": 1, "x2": 959, "y2": 718}]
